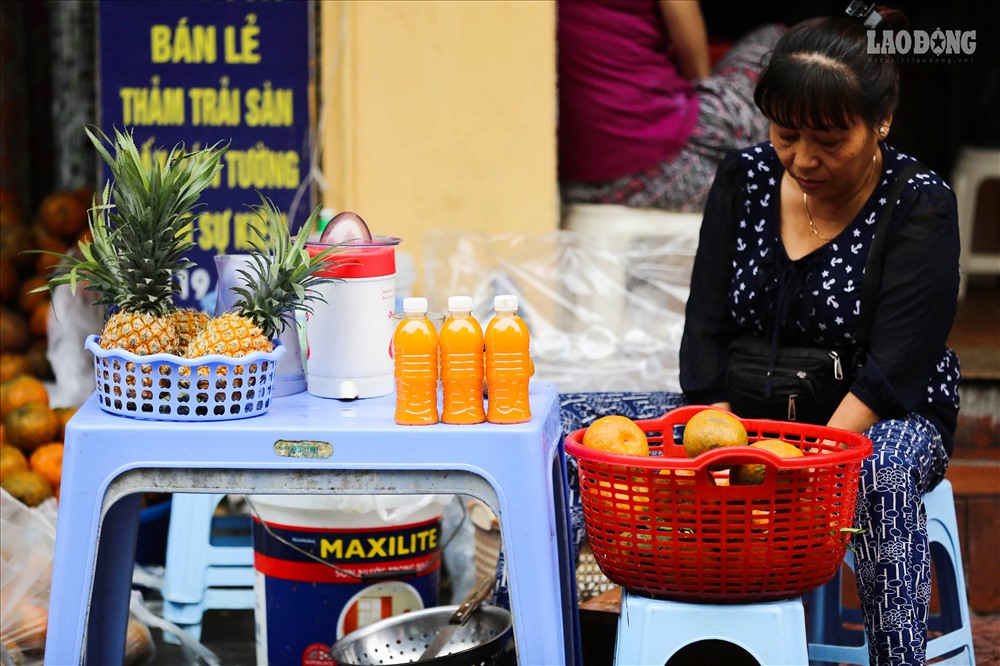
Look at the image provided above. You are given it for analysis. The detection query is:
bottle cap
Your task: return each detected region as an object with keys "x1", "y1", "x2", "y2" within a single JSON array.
[
  {"x1": 494, "y1": 294, "x2": 518, "y2": 311},
  {"x1": 448, "y1": 296, "x2": 473, "y2": 312},
  {"x1": 403, "y1": 297, "x2": 428, "y2": 313},
  {"x1": 317, "y1": 207, "x2": 335, "y2": 234}
]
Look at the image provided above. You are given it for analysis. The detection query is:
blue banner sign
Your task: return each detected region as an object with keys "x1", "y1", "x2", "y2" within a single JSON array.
[{"x1": 98, "y1": 0, "x2": 313, "y2": 311}]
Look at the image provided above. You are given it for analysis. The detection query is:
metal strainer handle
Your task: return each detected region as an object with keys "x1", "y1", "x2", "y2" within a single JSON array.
[{"x1": 418, "y1": 575, "x2": 494, "y2": 661}]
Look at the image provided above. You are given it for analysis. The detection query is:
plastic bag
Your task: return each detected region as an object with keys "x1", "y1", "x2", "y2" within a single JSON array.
[
  {"x1": 423, "y1": 225, "x2": 699, "y2": 393},
  {"x1": 239, "y1": 493, "x2": 450, "y2": 525},
  {"x1": 46, "y1": 282, "x2": 104, "y2": 408},
  {"x1": 0, "y1": 489, "x2": 56, "y2": 664},
  {"x1": 0, "y1": 490, "x2": 157, "y2": 666}
]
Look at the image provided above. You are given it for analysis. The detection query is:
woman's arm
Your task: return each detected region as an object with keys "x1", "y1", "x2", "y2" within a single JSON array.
[
  {"x1": 659, "y1": 0, "x2": 711, "y2": 80},
  {"x1": 827, "y1": 392, "x2": 880, "y2": 434},
  {"x1": 845, "y1": 174, "x2": 960, "y2": 426},
  {"x1": 680, "y1": 153, "x2": 743, "y2": 404}
]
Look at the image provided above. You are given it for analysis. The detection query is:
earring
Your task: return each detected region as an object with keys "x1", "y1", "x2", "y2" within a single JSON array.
[{"x1": 878, "y1": 127, "x2": 889, "y2": 137}]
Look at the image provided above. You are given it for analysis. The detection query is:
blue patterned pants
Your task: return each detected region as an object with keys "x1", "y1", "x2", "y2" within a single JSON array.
[
  {"x1": 854, "y1": 415, "x2": 950, "y2": 666},
  {"x1": 558, "y1": 393, "x2": 950, "y2": 666}
]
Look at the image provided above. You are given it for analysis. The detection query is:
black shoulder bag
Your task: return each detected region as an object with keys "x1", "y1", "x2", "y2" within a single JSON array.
[{"x1": 724, "y1": 163, "x2": 919, "y2": 424}]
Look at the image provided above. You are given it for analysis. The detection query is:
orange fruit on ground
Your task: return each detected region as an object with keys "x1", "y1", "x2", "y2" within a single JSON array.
[
  {"x1": 53, "y1": 406, "x2": 77, "y2": 441},
  {"x1": 682, "y1": 408, "x2": 748, "y2": 458},
  {"x1": 4, "y1": 601, "x2": 48, "y2": 652},
  {"x1": 0, "y1": 306, "x2": 30, "y2": 353},
  {"x1": 0, "y1": 224, "x2": 34, "y2": 270},
  {"x1": 0, "y1": 443, "x2": 29, "y2": 481},
  {"x1": 125, "y1": 616, "x2": 155, "y2": 664},
  {"x1": 29, "y1": 300, "x2": 49, "y2": 336},
  {"x1": 35, "y1": 247, "x2": 64, "y2": 275},
  {"x1": 29, "y1": 442, "x2": 63, "y2": 488},
  {"x1": 1, "y1": 469, "x2": 53, "y2": 507},
  {"x1": 73, "y1": 185, "x2": 96, "y2": 207},
  {"x1": 582, "y1": 415, "x2": 649, "y2": 456},
  {"x1": 1, "y1": 375, "x2": 49, "y2": 421},
  {"x1": 0, "y1": 187, "x2": 23, "y2": 227},
  {"x1": 17, "y1": 275, "x2": 49, "y2": 315},
  {"x1": 39, "y1": 190, "x2": 89, "y2": 240},
  {"x1": 0, "y1": 353, "x2": 31, "y2": 383},
  {"x1": 31, "y1": 224, "x2": 68, "y2": 255},
  {"x1": 730, "y1": 439, "x2": 805, "y2": 486},
  {"x1": 23, "y1": 344, "x2": 53, "y2": 381},
  {"x1": 75, "y1": 227, "x2": 93, "y2": 247},
  {"x1": 5, "y1": 402, "x2": 59, "y2": 452}
]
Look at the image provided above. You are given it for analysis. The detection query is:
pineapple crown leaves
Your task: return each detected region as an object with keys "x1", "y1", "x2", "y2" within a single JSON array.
[
  {"x1": 228, "y1": 194, "x2": 346, "y2": 340},
  {"x1": 31, "y1": 127, "x2": 228, "y2": 315},
  {"x1": 85, "y1": 125, "x2": 228, "y2": 238}
]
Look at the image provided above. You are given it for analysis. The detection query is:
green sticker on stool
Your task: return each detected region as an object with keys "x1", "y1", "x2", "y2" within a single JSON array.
[{"x1": 273, "y1": 440, "x2": 333, "y2": 458}]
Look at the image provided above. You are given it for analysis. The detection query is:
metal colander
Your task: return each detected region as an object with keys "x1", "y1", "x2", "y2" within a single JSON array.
[{"x1": 329, "y1": 604, "x2": 512, "y2": 666}]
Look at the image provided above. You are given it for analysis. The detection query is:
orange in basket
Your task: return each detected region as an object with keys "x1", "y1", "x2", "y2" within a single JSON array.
[{"x1": 564, "y1": 405, "x2": 873, "y2": 603}]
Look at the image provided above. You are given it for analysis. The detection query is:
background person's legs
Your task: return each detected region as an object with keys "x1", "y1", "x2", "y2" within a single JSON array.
[{"x1": 560, "y1": 24, "x2": 785, "y2": 212}]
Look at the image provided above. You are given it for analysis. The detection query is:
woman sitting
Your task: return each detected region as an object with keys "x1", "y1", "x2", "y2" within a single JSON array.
[{"x1": 563, "y1": 6, "x2": 960, "y2": 665}]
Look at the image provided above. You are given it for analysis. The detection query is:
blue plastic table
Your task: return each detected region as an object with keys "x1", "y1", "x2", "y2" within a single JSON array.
[{"x1": 45, "y1": 382, "x2": 578, "y2": 665}]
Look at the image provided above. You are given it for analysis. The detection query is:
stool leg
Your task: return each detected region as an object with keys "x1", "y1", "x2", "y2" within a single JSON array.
[
  {"x1": 556, "y1": 445, "x2": 584, "y2": 666},
  {"x1": 87, "y1": 492, "x2": 142, "y2": 664},
  {"x1": 924, "y1": 481, "x2": 976, "y2": 664},
  {"x1": 163, "y1": 494, "x2": 224, "y2": 604},
  {"x1": 806, "y1": 568, "x2": 844, "y2": 666}
]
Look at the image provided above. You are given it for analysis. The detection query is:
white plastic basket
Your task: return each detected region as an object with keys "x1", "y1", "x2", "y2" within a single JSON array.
[{"x1": 85, "y1": 334, "x2": 285, "y2": 421}]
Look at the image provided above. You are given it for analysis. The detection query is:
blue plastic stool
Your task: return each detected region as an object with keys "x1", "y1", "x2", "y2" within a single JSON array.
[
  {"x1": 806, "y1": 479, "x2": 976, "y2": 665},
  {"x1": 45, "y1": 384, "x2": 579, "y2": 666},
  {"x1": 614, "y1": 590, "x2": 809, "y2": 665},
  {"x1": 161, "y1": 493, "x2": 255, "y2": 642}
]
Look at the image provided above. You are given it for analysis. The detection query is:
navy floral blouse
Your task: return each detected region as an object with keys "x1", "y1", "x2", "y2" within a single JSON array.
[{"x1": 680, "y1": 142, "x2": 961, "y2": 452}]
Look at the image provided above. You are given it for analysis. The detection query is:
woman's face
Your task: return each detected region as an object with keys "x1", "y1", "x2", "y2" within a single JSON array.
[{"x1": 770, "y1": 118, "x2": 881, "y2": 201}]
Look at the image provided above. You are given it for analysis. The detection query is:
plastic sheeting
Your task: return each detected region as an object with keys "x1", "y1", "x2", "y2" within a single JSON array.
[{"x1": 423, "y1": 219, "x2": 700, "y2": 393}]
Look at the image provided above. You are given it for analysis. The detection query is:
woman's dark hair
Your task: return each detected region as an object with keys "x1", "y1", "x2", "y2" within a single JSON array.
[{"x1": 754, "y1": 8, "x2": 908, "y2": 131}]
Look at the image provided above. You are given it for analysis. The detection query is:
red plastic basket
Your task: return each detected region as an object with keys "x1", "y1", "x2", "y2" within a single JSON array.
[{"x1": 564, "y1": 405, "x2": 873, "y2": 603}]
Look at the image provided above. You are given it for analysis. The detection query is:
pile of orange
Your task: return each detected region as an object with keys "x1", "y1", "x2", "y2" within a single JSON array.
[
  {"x1": 1, "y1": 185, "x2": 94, "y2": 384},
  {"x1": 0, "y1": 374, "x2": 75, "y2": 506}
]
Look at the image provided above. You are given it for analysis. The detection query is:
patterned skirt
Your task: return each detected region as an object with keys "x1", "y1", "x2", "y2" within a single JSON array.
[{"x1": 560, "y1": 24, "x2": 786, "y2": 212}]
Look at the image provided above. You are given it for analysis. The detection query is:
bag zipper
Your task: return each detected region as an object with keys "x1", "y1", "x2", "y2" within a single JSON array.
[{"x1": 830, "y1": 351, "x2": 844, "y2": 380}]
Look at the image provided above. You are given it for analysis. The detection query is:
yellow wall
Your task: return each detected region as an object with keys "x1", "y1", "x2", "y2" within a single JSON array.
[{"x1": 320, "y1": 1, "x2": 558, "y2": 289}]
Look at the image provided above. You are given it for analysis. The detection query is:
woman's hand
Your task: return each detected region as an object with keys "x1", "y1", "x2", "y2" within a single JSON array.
[
  {"x1": 659, "y1": 1, "x2": 711, "y2": 80},
  {"x1": 827, "y1": 392, "x2": 880, "y2": 434}
]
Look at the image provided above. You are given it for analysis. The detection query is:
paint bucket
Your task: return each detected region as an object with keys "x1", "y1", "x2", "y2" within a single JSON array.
[{"x1": 250, "y1": 494, "x2": 446, "y2": 666}]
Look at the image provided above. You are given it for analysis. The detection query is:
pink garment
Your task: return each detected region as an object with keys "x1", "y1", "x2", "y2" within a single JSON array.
[{"x1": 558, "y1": 0, "x2": 699, "y2": 182}]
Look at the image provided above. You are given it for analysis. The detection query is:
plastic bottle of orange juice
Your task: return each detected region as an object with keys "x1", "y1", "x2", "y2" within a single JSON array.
[
  {"x1": 440, "y1": 296, "x2": 485, "y2": 425},
  {"x1": 485, "y1": 294, "x2": 532, "y2": 424},
  {"x1": 393, "y1": 297, "x2": 439, "y2": 425}
]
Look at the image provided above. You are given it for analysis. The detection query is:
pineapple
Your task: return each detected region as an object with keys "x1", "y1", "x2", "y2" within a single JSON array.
[
  {"x1": 38, "y1": 126, "x2": 226, "y2": 355},
  {"x1": 185, "y1": 197, "x2": 341, "y2": 358},
  {"x1": 170, "y1": 308, "x2": 211, "y2": 355}
]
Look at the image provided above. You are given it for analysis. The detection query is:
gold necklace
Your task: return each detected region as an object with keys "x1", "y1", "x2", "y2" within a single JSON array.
[{"x1": 803, "y1": 153, "x2": 877, "y2": 241}]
